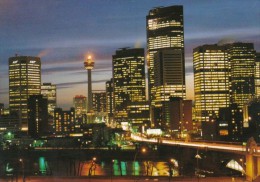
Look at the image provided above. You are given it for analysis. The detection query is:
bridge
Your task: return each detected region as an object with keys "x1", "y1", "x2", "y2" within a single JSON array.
[{"x1": 131, "y1": 134, "x2": 260, "y2": 181}]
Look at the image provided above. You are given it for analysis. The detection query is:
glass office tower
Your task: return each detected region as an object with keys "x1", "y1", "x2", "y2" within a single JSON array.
[
  {"x1": 147, "y1": 5, "x2": 185, "y2": 101},
  {"x1": 229, "y1": 43, "x2": 256, "y2": 107},
  {"x1": 9, "y1": 56, "x2": 41, "y2": 131},
  {"x1": 41, "y1": 83, "x2": 56, "y2": 117},
  {"x1": 112, "y1": 48, "x2": 146, "y2": 125},
  {"x1": 255, "y1": 53, "x2": 260, "y2": 96},
  {"x1": 193, "y1": 44, "x2": 230, "y2": 123}
]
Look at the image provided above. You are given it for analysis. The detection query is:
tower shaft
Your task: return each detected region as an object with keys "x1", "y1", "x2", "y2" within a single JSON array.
[{"x1": 88, "y1": 69, "x2": 93, "y2": 112}]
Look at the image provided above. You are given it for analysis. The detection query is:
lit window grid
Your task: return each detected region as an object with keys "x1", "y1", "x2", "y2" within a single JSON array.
[
  {"x1": 229, "y1": 45, "x2": 256, "y2": 107},
  {"x1": 147, "y1": 8, "x2": 184, "y2": 101},
  {"x1": 9, "y1": 58, "x2": 41, "y2": 130},
  {"x1": 113, "y1": 54, "x2": 146, "y2": 121},
  {"x1": 194, "y1": 49, "x2": 230, "y2": 123}
]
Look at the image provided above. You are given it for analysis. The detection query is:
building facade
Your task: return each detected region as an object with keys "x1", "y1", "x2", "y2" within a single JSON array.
[
  {"x1": 54, "y1": 108, "x2": 75, "y2": 135},
  {"x1": 41, "y1": 83, "x2": 56, "y2": 116},
  {"x1": 152, "y1": 48, "x2": 186, "y2": 130},
  {"x1": 168, "y1": 97, "x2": 192, "y2": 135},
  {"x1": 254, "y1": 53, "x2": 260, "y2": 97},
  {"x1": 9, "y1": 56, "x2": 41, "y2": 131},
  {"x1": 127, "y1": 101, "x2": 150, "y2": 132},
  {"x1": 193, "y1": 44, "x2": 230, "y2": 125},
  {"x1": 28, "y1": 95, "x2": 48, "y2": 138},
  {"x1": 73, "y1": 95, "x2": 87, "y2": 119},
  {"x1": 193, "y1": 43, "x2": 256, "y2": 139},
  {"x1": 112, "y1": 48, "x2": 146, "y2": 126},
  {"x1": 106, "y1": 78, "x2": 114, "y2": 126},
  {"x1": 92, "y1": 91, "x2": 106, "y2": 122},
  {"x1": 147, "y1": 5, "x2": 184, "y2": 101},
  {"x1": 229, "y1": 43, "x2": 255, "y2": 108}
]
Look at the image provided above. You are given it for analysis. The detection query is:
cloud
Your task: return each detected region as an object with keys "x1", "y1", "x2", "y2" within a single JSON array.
[
  {"x1": 42, "y1": 66, "x2": 83, "y2": 75},
  {"x1": 0, "y1": 88, "x2": 8, "y2": 95},
  {"x1": 37, "y1": 49, "x2": 53, "y2": 58},
  {"x1": 42, "y1": 61, "x2": 112, "y2": 75},
  {"x1": 185, "y1": 64, "x2": 194, "y2": 76},
  {"x1": 56, "y1": 79, "x2": 110, "y2": 89},
  {"x1": 186, "y1": 27, "x2": 259, "y2": 41}
]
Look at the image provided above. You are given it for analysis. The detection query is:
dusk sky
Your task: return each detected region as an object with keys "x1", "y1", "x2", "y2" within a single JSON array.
[{"x1": 0, "y1": 0, "x2": 259, "y2": 109}]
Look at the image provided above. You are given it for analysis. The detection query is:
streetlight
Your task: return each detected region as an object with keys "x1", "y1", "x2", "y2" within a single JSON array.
[
  {"x1": 133, "y1": 147, "x2": 146, "y2": 181},
  {"x1": 111, "y1": 159, "x2": 114, "y2": 182},
  {"x1": 239, "y1": 158, "x2": 245, "y2": 177},
  {"x1": 19, "y1": 158, "x2": 25, "y2": 182},
  {"x1": 195, "y1": 150, "x2": 202, "y2": 182},
  {"x1": 88, "y1": 157, "x2": 97, "y2": 176},
  {"x1": 168, "y1": 159, "x2": 174, "y2": 182}
]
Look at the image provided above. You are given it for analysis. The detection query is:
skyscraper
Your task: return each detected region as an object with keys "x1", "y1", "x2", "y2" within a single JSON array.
[
  {"x1": 92, "y1": 91, "x2": 106, "y2": 113},
  {"x1": 229, "y1": 43, "x2": 256, "y2": 107},
  {"x1": 152, "y1": 48, "x2": 186, "y2": 130},
  {"x1": 106, "y1": 78, "x2": 114, "y2": 126},
  {"x1": 92, "y1": 91, "x2": 106, "y2": 122},
  {"x1": 193, "y1": 42, "x2": 256, "y2": 139},
  {"x1": 73, "y1": 95, "x2": 87, "y2": 119},
  {"x1": 254, "y1": 53, "x2": 260, "y2": 96},
  {"x1": 41, "y1": 83, "x2": 56, "y2": 116},
  {"x1": 9, "y1": 56, "x2": 41, "y2": 131},
  {"x1": 193, "y1": 44, "x2": 230, "y2": 124},
  {"x1": 147, "y1": 5, "x2": 184, "y2": 101},
  {"x1": 112, "y1": 48, "x2": 146, "y2": 125},
  {"x1": 28, "y1": 95, "x2": 48, "y2": 138}
]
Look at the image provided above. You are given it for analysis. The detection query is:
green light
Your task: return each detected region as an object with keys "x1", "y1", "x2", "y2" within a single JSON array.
[
  {"x1": 133, "y1": 161, "x2": 140, "y2": 176},
  {"x1": 113, "y1": 159, "x2": 120, "y2": 176},
  {"x1": 39, "y1": 157, "x2": 46, "y2": 174},
  {"x1": 121, "y1": 161, "x2": 127, "y2": 175}
]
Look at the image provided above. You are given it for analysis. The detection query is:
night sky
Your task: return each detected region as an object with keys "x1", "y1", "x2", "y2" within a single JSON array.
[{"x1": 0, "y1": 0, "x2": 259, "y2": 109}]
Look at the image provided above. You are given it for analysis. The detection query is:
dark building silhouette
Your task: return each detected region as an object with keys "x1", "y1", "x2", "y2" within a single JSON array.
[
  {"x1": 54, "y1": 108, "x2": 75, "y2": 135},
  {"x1": 243, "y1": 98, "x2": 260, "y2": 143},
  {"x1": 106, "y1": 78, "x2": 114, "y2": 126},
  {"x1": 28, "y1": 95, "x2": 48, "y2": 138},
  {"x1": 217, "y1": 104, "x2": 243, "y2": 141},
  {"x1": 0, "y1": 103, "x2": 4, "y2": 116},
  {"x1": 168, "y1": 97, "x2": 192, "y2": 135}
]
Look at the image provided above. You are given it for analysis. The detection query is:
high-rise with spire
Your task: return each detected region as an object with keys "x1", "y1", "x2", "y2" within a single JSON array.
[{"x1": 84, "y1": 55, "x2": 95, "y2": 123}]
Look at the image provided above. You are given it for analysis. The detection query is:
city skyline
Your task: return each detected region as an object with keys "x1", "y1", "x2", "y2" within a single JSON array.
[{"x1": 0, "y1": 0, "x2": 259, "y2": 109}]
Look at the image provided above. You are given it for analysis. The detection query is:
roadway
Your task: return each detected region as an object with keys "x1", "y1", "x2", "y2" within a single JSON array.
[{"x1": 131, "y1": 134, "x2": 260, "y2": 155}]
